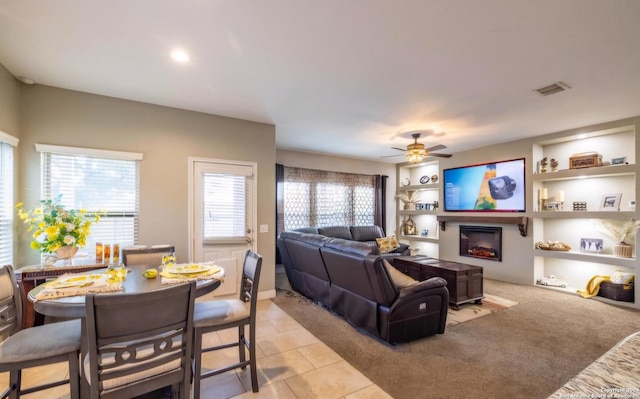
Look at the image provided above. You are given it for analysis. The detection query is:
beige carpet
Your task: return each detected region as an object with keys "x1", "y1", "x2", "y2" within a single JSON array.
[{"x1": 272, "y1": 277, "x2": 640, "y2": 399}]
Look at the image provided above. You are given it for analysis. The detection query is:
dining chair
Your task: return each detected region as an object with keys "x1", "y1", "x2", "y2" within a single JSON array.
[
  {"x1": 192, "y1": 250, "x2": 263, "y2": 397},
  {"x1": 0, "y1": 264, "x2": 81, "y2": 399},
  {"x1": 83, "y1": 280, "x2": 196, "y2": 399},
  {"x1": 121, "y1": 245, "x2": 174, "y2": 267}
]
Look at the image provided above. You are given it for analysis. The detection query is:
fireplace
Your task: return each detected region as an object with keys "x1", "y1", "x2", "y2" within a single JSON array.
[{"x1": 460, "y1": 225, "x2": 502, "y2": 261}]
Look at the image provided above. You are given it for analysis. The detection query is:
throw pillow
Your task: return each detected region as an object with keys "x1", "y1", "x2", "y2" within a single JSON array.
[
  {"x1": 376, "y1": 235, "x2": 400, "y2": 254},
  {"x1": 610, "y1": 270, "x2": 635, "y2": 284},
  {"x1": 382, "y1": 259, "x2": 418, "y2": 289}
]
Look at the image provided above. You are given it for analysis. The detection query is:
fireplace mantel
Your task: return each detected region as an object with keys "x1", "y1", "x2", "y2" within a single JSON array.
[{"x1": 436, "y1": 215, "x2": 528, "y2": 237}]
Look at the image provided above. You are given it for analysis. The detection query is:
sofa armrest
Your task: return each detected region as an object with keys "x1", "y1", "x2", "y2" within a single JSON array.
[{"x1": 398, "y1": 277, "x2": 447, "y2": 298}]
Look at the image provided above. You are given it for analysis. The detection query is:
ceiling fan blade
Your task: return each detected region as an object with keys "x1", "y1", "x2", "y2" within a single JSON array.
[
  {"x1": 380, "y1": 154, "x2": 405, "y2": 158},
  {"x1": 391, "y1": 147, "x2": 407, "y2": 152},
  {"x1": 427, "y1": 152, "x2": 452, "y2": 158},
  {"x1": 425, "y1": 144, "x2": 446, "y2": 152}
]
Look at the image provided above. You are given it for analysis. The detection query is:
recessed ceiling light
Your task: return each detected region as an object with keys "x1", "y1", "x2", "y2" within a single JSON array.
[{"x1": 170, "y1": 49, "x2": 190, "y2": 63}]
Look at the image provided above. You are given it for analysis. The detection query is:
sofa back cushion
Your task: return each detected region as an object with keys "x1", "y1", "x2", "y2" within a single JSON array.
[
  {"x1": 293, "y1": 227, "x2": 319, "y2": 234},
  {"x1": 318, "y1": 226, "x2": 353, "y2": 240},
  {"x1": 350, "y1": 225, "x2": 384, "y2": 242}
]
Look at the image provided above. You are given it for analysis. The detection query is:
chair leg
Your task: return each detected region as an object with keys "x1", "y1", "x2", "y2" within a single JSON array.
[
  {"x1": 68, "y1": 351, "x2": 80, "y2": 399},
  {"x1": 8, "y1": 370, "x2": 20, "y2": 399},
  {"x1": 192, "y1": 328, "x2": 203, "y2": 399},
  {"x1": 238, "y1": 325, "x2": 246, "y2": 369},
  {"x1": 249, "y1": 323, "x2": 258, "y2": 392}
]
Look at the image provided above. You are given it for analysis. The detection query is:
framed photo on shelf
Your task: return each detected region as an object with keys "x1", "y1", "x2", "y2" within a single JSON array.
[
  {"x1": 611, "y1": 156, "x2": 628, "y2": 165},
  {"x1": 600, "y1": 193, "x2": 622, "y2": 211},
  {"x1": 580, "y1": 238, "x2": 603, "y2": 253}
]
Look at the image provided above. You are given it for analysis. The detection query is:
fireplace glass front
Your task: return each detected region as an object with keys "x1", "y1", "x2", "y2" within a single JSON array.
[{"x1": 460, "y1": 225, "x2": 502, "y2": 261}]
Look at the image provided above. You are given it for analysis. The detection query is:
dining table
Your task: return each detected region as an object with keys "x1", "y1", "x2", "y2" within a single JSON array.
[
  {"x1": 27, "y1": 262, "x2": 224, "y2": 398},
  {"x1": 28, "y1": 263, "x2": 224, "y2": 319}
]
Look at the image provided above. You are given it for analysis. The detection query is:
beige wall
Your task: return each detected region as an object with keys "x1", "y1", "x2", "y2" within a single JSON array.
[
  {"x1": 276, "y1": 149, "x2": 398, "y2": 234},
  {"x1": 17, "y1": 85, "x2": 277, "y2": 292},
  {"x1": 0, "y1": 64, "x2": 20, "y2": 136},
  {"x1": 0, "y1": 64, "x2": 21, "y2": 264}
]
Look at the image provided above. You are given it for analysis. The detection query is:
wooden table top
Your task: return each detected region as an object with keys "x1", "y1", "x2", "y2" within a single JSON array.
[{"x1": 28, "y1": 264, "x2": 223, "y2": 319}]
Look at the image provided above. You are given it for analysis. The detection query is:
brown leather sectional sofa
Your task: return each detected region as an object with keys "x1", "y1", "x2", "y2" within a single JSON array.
[{"x1": 277, "y1": 227, "x2": 449, "y2": 343}]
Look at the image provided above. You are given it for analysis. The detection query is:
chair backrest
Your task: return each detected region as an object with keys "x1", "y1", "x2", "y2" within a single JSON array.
[
  {"x1": 121, "y1": 245, "x2": 174, "y2": 267},
  {"x1": 240, "y1": 251, "x2": 263, "y2": 312},
  {"x1": 84, "y1": 281, "x2": 196, "y2": 399},
  {"x1": 0, "y1": 265, "x2": 21, "y2": 340}
]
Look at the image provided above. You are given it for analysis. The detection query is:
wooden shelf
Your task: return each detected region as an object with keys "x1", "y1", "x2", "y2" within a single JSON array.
[
  {"x1": 532, "y1": 211, "x2": 637, "y2": 219},
  {"x1": 533, "y1": 249, "x2": 636, "y2": 269},
  {"x1": 436, "y1": 215, "x2": 528, "y2": 237},
  {"x1": 531, "y1": 164, "x2": 635, "y2": 182},
  {"x1": 398, "y1": 235, "x2": 438, "y2": 243}
]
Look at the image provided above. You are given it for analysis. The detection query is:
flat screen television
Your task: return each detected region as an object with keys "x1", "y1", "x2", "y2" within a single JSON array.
[{"x1": 443, "y1": 158, "x2": 526, "y2": 212}]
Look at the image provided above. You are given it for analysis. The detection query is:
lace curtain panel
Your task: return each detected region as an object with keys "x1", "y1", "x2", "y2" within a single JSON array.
[{"x1": 278, "y1": 165, "x2": 384, "y2": 232}]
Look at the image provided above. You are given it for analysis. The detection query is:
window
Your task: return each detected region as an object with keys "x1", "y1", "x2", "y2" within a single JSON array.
[
  {"x1": 37, "y1": 144, "x2": 142, "y2": 254},
  {"x1": 0, "y1": 131, "x2": 18, "y2": 265},
  {"x1": 283, "y1": 166, "x2": 375, "y2": 230},
  {"x1": 202, "y1": 172, "x2": 252, "y2": 240}
]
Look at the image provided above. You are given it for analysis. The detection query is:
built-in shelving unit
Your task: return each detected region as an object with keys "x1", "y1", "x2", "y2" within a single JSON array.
[
  {"x1": 396, "y1": 160, "x2": 440, "y2": 257},
  {"x1": 531, "y1": 124, "x2": 638, "y2": 307}
]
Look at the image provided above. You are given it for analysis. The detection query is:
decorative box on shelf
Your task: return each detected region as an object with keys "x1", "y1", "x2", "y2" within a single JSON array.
[
  {"x1": 569, "y1": 152, "x2": 602, "y2": 169},
  {"x1": 597, "y1": 281, "x2": 634, "y2": 302}
]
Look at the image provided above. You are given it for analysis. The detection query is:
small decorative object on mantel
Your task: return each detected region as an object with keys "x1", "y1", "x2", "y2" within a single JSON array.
[
  {"x1": 600, "y1": 193, "x2": 622, "y2": 211},
  {"x1": 16, "y1": 195, "x2": 105, "y2": 265},
  {"x1": 535, "y1": 241, "x2": 571, "y2": 251},
  {"x1": 396, "y1": 191, "x2": 421, "y2": 210},
  {"x1": 536, "y1": 275, "x2": 567, "y2": 288},
  {"x1": 598, "y1": 219, "x2": 640, "y2": 258},
  {"x1": 569, "y1": 152, "x2": 602, "y2": 169},
  {"x1": 550, "y1": 158, "x2": 558, "y2": 172},
  {"x1": 402, "y1": 217, "x2": 417, "y2": 236},
  {"x1": 611, "y1": 156, "x2": 628, "y2": 165},
  {"x1": 419, "y1": 175, "x2": 430, "y2": 184},
  {"x1": 573, "y1": 201, "x2": 587, "y2": 211},
  {"x1": 430, "y1": 175, "x2": 439, "y2": 183},
  {"x1": 580, "y1": 238, "x2": 603, "y2": 253},
  {"x1": 540, "y1": 157, "x2": 548, "y2": 173},
  {"x1": 401, "y1": 177, "x2": 410, "y2": 187}
]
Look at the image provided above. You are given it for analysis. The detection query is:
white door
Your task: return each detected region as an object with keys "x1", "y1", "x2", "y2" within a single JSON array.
[{"x1": 190, "y1": 158, "x2": 256, "y2": 297}]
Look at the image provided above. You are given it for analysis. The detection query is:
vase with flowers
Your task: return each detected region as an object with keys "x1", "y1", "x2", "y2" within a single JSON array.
[
  {"x1": 16, "y1": 195, "x2": 104, "y2": 264},
  {"x1": 395, "y1": 191, "x2": 422, "y2": 210},
  {"x1": 598, "y1": 218, "x2": 640, "y2": 258}
]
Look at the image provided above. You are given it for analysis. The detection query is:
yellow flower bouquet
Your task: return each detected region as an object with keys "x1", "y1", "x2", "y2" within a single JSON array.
[{"x1": 16, "y1": 195, "x2": 104, "y2": 254}]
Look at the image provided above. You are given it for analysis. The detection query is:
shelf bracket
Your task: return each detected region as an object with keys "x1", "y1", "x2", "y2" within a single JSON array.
[{"x1": 436, "y1": 216, "x2": 528, "y2": 237}]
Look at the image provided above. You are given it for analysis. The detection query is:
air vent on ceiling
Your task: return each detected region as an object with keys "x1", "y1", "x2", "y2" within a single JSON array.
[{"x1": 535, "y1": 82, "x2": 570, "y2": 96}]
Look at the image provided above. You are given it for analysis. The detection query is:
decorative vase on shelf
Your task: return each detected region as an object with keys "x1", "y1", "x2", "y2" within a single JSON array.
[{"x1": 614, "y1": 243, "x2": 633, "y2": 258}]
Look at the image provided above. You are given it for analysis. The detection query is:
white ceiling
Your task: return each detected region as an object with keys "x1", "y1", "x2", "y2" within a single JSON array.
[{"x1": 1, "y1": 1, "x2": 639, "y2": 162}]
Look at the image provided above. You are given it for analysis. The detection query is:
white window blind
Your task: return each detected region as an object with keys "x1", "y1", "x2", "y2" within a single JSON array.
[
  {"x1": 0, "y1": 142, "x2": 14, "y2": 265},
  {"x1": 39, "y1": 146, "x2": 141, "y2": 254},
  {"x1": 202, "y1": 172, "x2": 252, "y2": 241}
]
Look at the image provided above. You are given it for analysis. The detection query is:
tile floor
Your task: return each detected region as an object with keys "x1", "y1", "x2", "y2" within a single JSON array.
[{"x1": 0, "y1": 299, "x2": 393, "y2": 399}]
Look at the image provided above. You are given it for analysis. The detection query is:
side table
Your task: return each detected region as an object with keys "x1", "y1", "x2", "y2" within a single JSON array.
[{"x1": 15, "y1": 260, "x2": 108, "y2": 328}]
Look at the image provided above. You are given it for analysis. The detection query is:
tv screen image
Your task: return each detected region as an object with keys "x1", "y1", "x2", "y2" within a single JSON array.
[{"x1": 443, "y1": 158, "x2": 526, "y2": 212}]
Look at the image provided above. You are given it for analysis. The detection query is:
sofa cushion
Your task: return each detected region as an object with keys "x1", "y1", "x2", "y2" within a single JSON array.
[
  {"x1": 376, "y1": 235, "x2": 401, "y2": 254},
  {"x1": 318, "y1": 226, "x2": 353, "y2": 240},
  {"x1": 293, "y1": 227, "x2": 319, "y2": 234},
  {"x1": 324, "y1": 237, "x2": 380, "y2": 256},
  {"x1": 350, "y1": 225, "x2": 384, "y2": 242},
  {"x1": 382, "y1": 259, "x2": 418, "y2": 289}
]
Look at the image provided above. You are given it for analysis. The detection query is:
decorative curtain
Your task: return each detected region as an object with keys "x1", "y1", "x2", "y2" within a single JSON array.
[
  {"x1": 374, "y1": 175, "x2": 387, "y2": 233},
  {"x1": 275, "y1": 164, "x2": 387, "y2": 234}
]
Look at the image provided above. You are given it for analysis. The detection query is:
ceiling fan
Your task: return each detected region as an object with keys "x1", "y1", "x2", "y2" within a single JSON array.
[{"x1": 384, "y1": 132, "x2": 452, "y2": 163}]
